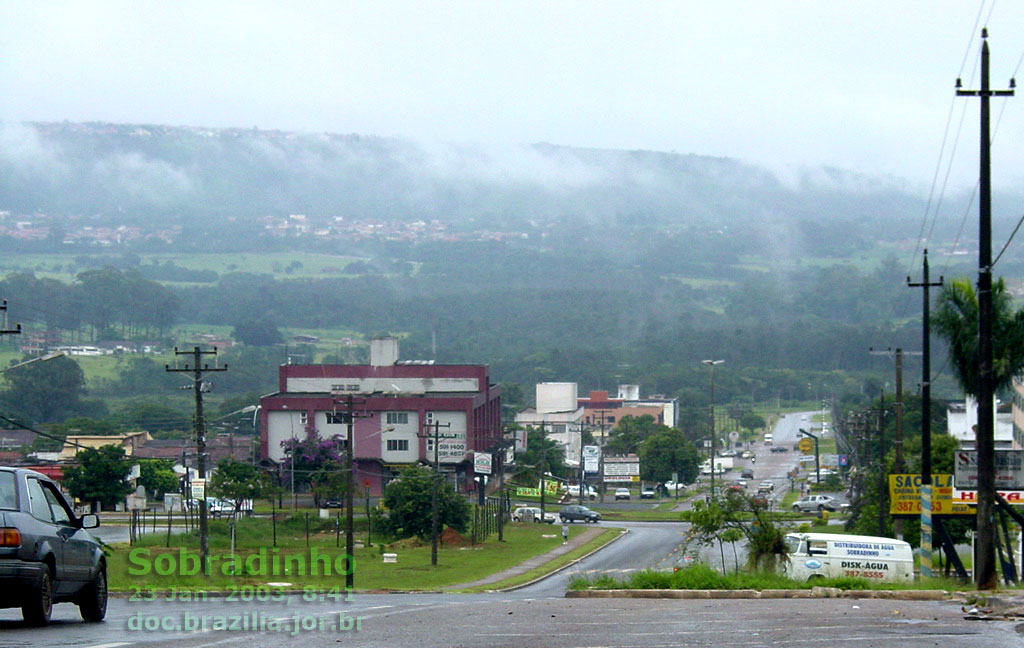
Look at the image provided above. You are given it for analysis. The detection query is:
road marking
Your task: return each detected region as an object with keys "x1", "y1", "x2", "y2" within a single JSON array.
[{"x1": 86, "y1": 644, "x2": 131, "y2": 648}]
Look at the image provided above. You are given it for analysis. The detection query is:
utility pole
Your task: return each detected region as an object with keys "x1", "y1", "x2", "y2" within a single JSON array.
[
  {"x1": 578, "y1": 422, "x2": 586, "y2": 505},
  {"x1": 870, "y1": 347, "x2": 920, "y2": 539},
  {"x1": 908, "y1": 250, "x2": 943, "y2": 573},
  {"x1": 333, "y1": 394, "x2": 371, "y2": 589},
  {"x1": 166, "y1": 346, "x2": 227, "y2": 575},
  {"x1": 872, "y1": 390, "x2": 888, "y2": 537},
  {"x1": 703, "y1": 360, "x2": 724, "y2": 500},
  {"x1": 957, "y1": 35, "x2": 1013, "y2": 588},
  {"x1": 419, "y1": 418, "x2": 455, "y2": 566}
]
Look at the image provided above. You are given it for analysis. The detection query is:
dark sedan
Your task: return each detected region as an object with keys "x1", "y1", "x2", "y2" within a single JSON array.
[
  {"x1": 559, "y1": 505, "x2": 601, "y2": 523},
  {"x1": 0, "y1": 467, "x2": 107, "y2": 625}
]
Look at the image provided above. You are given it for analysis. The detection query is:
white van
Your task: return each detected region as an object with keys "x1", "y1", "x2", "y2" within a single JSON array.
[{"x1": 782, "y1": 532, "x2": 913, "y2": 583}]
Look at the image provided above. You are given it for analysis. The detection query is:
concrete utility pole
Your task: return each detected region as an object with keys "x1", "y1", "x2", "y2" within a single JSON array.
[
  {"x1": 166, "y1": 346, "x2": 227, "y2": 574},
  {"x1": 419, "y1": 418, "x2": 455, "y2": 566},
  {"x1": 333, "y1": 394, "x2": 371, "y2": 589},
  {"x1": 956, "y1": 29, "x2": 1014, "y2": 590},
  {"x1": 0, "y1": 300, "x2": 21, "y2": 337},
  {"x1": 908, "y1": 251, "x2": 943, "y2": 574},
  {"x1": 702, "y1": 360, "x2": 724, "y2": 500}
]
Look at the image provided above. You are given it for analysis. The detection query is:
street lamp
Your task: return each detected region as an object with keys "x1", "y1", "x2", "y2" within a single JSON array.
[{"x1": 702, "y1": 360, "x2": 724, "y2": 499}]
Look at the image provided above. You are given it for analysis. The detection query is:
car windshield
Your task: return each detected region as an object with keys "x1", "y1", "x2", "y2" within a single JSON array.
[
  {"x1": 784, "y1": 536, "x2": 803, "y2": 554},
  {"x1": 0, "y1": 472, "x2": 15, "y2": 509}
]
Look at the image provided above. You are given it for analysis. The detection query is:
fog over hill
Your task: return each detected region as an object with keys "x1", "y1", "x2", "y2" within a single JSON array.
[{"x1": 2, "y1": 120, "x2": 1004, "y2": 243}]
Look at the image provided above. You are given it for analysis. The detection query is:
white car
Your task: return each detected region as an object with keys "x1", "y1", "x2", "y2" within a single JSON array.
[
  {"x1": 614, "y1": 488, "x2": 631, "y2": 500},
  {"x1": 663, "y1": 481, "x2": 686, "y2": 493},
  {"x1": 511, "y1": 506, "x2": 556, "y2": 523},
  {"x1": 566, "y1": 484, "x2": 598, "y2": 500}
]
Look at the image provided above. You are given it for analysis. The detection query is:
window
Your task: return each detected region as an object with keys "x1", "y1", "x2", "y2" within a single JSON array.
[
  {"x1": 299, "y1": 412, "x2": 308, "y2": 425},
  {"x1": 386, "y1": 439, "x2": 409, "y2": 452},
  {"x1": 606, "y1": 416, "x2": 616, "y2": 423},
  {"x1": 0, "y1": 472, "x2": 15, "y2": 510},
  {"x1": 385, "y1": 412, "x2": 409, "y2": 425},
  {"x1": 326, "y1": 412, "x2": 347, "y2": 425},
  {"x1": 26, "y1": 479, "x2": 52, "y2": 522},
  {"x1": 41, "y1": 483, "x2": 72, "y2": 525}
]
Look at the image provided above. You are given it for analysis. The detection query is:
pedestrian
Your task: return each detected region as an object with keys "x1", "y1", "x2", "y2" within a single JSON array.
[{"x1": 562, "y1": 523, "x2": 569, "y2": 544}]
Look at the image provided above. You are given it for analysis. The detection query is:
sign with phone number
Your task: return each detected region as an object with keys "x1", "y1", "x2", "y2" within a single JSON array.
[{"x1": 888, "y1": 474, "x2": 973, "y2": 515}]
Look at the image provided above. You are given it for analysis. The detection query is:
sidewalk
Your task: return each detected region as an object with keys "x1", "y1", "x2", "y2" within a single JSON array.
[{"x1": 446, "y1": 525, "x2": 606, "y2": 590}]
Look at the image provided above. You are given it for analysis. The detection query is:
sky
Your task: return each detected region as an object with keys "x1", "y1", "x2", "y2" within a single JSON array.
[{"x1": 2, "y1": 1, "x2": 1024, "y2": 190}]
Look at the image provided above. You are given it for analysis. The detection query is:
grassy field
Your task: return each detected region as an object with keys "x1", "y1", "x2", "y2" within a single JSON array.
[{"x1": 109, "y1": 516, "x2": 601, "y2": 592}]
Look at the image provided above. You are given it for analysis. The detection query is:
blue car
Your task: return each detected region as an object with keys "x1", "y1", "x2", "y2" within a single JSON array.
[{"x1": 0, "y1": 467, "x2": 107, "y2": 625}]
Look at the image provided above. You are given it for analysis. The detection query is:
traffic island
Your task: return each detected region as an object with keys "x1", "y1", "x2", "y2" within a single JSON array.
[{"x1": 566, "y1": 588, "x2": 954, "y2": 600}]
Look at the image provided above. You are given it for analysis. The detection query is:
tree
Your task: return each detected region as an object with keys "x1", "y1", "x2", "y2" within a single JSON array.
[
  {"x1": 739, "y1": 413, "x2": 766, "y2": 434},
  {"x1": 682, "y1": 490, "x2": 788, "y2": 573},
  {"x1": 281, "y1": 434, "x2": 345, "y2": 490},
  {"x1": 932, "y1": 277, "x2": 1024, "y2": 395},
  {"x1": 63, "y1": 445, "x2": 133, "y2": 509},
  {"x1": 517, "y1": 426, "x2": 567, "y2": 482},
  {"x1": 638, "y1": 428, "x2": 700, "y2": 484},
  {"x1": 309, "y1": 462, "x2": 347, "y2": 507},
  {"x1": 138, "y1": 459, "x2": 179, "y2": 498},
  {"x1": 932, "y1": 276, "x2": 1024, "y2": 590},
  {"x1": 605, "y1": 415, "x2": 664, "y2": 455},
  {"x1": 210, "y1": 459, "x2": 268, "y2": 513},
  {"x1": 380, "y1": 464, "x2": 470, "y2": 540},
  {"x1": 1, "y1": 354, "x2": 88, "y2": 423},
  {"x1": 231, "y1": 318, "x2": 284, "y2": 347}
]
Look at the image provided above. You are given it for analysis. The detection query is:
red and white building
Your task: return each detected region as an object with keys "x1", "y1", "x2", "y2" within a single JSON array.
[{"x1": 259, "y1": 338, "x2": 502, "y2": 495}]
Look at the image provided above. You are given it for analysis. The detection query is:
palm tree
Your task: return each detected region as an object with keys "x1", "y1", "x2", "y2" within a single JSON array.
[
  {"x1": 931, "y1": 277, "x2": 1024, "y2": 395},
  {"x1": 932, "y1": 276, "x2": 1024, "y2": 589}
]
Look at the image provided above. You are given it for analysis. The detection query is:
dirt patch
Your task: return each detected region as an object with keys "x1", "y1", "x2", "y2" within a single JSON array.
[{"x1": 440, "y1": 527, "x2": 473, "y2": 547}]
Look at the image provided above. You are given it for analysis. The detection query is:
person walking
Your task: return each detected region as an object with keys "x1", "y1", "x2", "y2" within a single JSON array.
[{"x1": 562, "y1": 523, "x2": 569, "y2": 544}]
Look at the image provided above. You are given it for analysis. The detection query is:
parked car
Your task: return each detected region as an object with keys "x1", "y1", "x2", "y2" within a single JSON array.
[
  {"x1": 559, "y1": 504, "x2": 601, "y2": 523},
  {"x1": 511, "y1": 506, "x2": 556, "y2": 523},
  {"x1": 0, "y1": 467, "x2": 107, "y2": 625},
  {"x1": 639, "y1": 486, "x2": 656, "y2": 499},
  {"x1": 770, "y1": 446, "x2": 788, "y2": 453},
  {"x1": 323, "y1": 498, "x2": 342, "y2": 508},
  {"x1": 791, "y1": 494, "x2": 839, "y2": 512},
  {"x1": 566, "y1": 484, "x2": 597, "y2": 500},
  {"x1": 662, "y1": 481, "x2": 686, "y2": 494},
  {"x1": 740, "y1": 468, "x2": 755, "y2": 479},
  {"x1": 614, "y1": 488, "x2": 631, "y2": 500},
  {"x1": 719, "y1": 449, "x2": 738, "y2": 457},
  {"x1": 751, "y1": 493, "x2": 770, "y2": 508},
  {"x1": 757, "y1": 481, "x2": 775, "y2": 494},
  {"x1": 740, "y1": 450, "x2": 755, "y2": 459}
]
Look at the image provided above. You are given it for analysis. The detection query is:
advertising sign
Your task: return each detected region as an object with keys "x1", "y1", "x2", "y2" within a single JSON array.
[
  {"x1": 798, "y1": 438, "x2": 814, "y2": 453},
  {"x1": 888, "y1": 474, "x2": 972, "y2": 515},
  {"x1": 474, "y1": 452, "x2": 492, "y2": 475},
  {"x1": 190, "y1": 478, "x2": 206, "y2": 500},
  {"x1": 583, "y1": 445, "x2": 600, "y2": 473},
  {"x1": 954, "y1": 450, "x2": 1024, "y2": 490}
]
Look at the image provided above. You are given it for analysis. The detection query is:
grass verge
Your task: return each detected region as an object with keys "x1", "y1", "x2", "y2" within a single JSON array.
[
  {"x1": 568, "y1": 562, "x2": 968, "y2": 592},
  {"x1": 109, "y1": 517, "x2": 594, "y2": 592},
  {"x1": 457, "y1": 527, "x2": 622, "y2": 593}
]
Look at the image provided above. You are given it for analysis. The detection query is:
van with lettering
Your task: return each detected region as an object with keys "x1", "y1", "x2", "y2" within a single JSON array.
[{"x1": 782, "y1": 532, "x2": 913, "y2": 583}]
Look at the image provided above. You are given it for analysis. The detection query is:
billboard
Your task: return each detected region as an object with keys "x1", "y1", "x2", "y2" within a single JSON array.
[
  {"x1": 888, "y1": 474, "x2": 972, "y2": 515},
  {"x1": 954, "y1": 450, "x2": 1024, "y2": 490},
  {"x1": 604, "y1": 457, "x2": 640, "y2": 483},
  {"x1": 583, "y1": 445, "x2": 600, "y2": 473}
]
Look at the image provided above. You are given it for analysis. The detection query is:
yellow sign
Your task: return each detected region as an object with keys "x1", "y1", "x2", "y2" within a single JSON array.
[
  {"x1": 798, "y1": 438, "x2": 814, "y2": 453},
  {"x1": 888, "y1": 474, "x2": 973, "y2": 515}
]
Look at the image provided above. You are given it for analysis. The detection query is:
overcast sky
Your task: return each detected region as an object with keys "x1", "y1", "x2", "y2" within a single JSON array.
[{"x1": 2, "y1": 1, "x2": 1023, "y2": 190}]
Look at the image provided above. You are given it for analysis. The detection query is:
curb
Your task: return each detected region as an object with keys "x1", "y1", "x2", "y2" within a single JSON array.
[
  {"x1": 493, "y1": 527, "x2": 631, "y2": 593},
  {"x1": 566, "y1": 587, "x2": 957, "y2": 600}
]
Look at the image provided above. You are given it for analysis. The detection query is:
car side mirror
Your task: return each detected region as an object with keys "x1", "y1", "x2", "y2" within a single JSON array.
[{"x1": 80, "y1": 513, "x2": 100, "y2": 529}]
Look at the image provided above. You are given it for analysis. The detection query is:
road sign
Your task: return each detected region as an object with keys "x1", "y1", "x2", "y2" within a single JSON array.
[
  {"x1": 954, "y1": 450, "x2": 1024, "y2": 490},
  {"x1": 729, "y1": 431, "x2": 739, "y2": 441},
  {"x1": 474, "y1": 452, "x2": 492, "y2": 475},
  {"x1": 798, "y1": 438, "x2": 813, "y2": 453}
]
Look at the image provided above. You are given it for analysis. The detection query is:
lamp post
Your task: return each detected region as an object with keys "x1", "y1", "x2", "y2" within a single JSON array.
[{"x1": 702, "y1": 360, "x2": 724, "y2": 500}]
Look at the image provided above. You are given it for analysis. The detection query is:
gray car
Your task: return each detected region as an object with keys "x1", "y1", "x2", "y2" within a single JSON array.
[
  {"x1": 791, "y1": 494, "x2": 839, "y2": 512},
  {"x1": 559, "y1": 505, "x2": 601, "y2": 523},
  {"x1": 0, "y1": 467, "x2": 107, "y2": 625}
]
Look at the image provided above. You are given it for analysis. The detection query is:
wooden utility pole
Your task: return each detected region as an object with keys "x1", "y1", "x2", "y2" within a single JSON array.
[
  {"x1": 333, "y1": 394, "x2": 371, "y2": 589},
  {"x1": 908, "y1": 251, "x2": 942, "y2": 573},
  {"x1": 419, "y1": 418, "x2": 455, "y2": 566},
  {"x1": 166, "y1": 347, "x2": 227, "y2": 574},
  {"x1": 956, "y1": 29, "x2": 1014, "y2": 590}
]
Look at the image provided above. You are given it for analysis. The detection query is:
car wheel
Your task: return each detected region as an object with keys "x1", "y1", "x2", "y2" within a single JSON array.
[
  {"x1": 78, "y1": 564, "x2": 108, "y2": 622},
  {"x1": 792, "y1": 505, "x2": 801, "y2": 512},
  {"x1": 23, "y1": 565, "x2": 54, "y2": 626}
]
